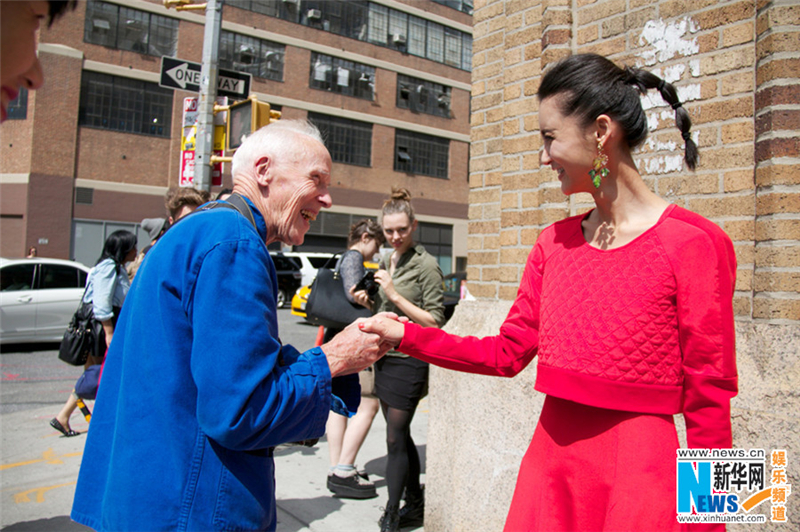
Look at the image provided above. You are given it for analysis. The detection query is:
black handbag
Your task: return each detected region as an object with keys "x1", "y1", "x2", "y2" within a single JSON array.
[
  {"x1": 305, "y1": 256, "x2": 371, "y2": 329},
  {"x1": 58, "y1": 297, "x2": 99, "y2": 366}
]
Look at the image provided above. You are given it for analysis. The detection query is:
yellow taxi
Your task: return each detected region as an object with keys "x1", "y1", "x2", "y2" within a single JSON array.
[{"x1": 291, "y1": 261, "x2": 378, "y2": 320}]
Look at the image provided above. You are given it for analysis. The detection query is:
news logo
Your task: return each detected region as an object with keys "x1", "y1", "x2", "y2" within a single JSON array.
[{"x1": 676, "y1": 448, "x2": 792, "y2": 525}]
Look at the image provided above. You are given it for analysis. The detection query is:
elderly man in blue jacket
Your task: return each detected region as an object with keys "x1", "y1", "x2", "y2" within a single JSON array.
[{"x1": 72, "y1": 120, "x2": 389, "y2": 531}]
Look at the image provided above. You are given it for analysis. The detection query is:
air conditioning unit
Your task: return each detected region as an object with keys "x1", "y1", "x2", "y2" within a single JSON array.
[
  {"x1": 437, "y1": 93, "x2": 451, "y2": 109},
  {"x1": 392, "y1": 33, "x2": 407, "y2": 46},
  {"x1": 282, "y1": 0, "x2": 298, "y2": 4},
  {"x1": 237, "y1": 45, "x2": 256, "y2": 65},
  {"x1": 307, "y1": 9, "x2": 322, "y2": 20}
]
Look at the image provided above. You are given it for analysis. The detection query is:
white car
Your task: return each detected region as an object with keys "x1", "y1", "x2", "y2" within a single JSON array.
[
  {"x1": 0, "y1": 258, "x2": 90, "y2": 344},
  {"x1": 279, "y1": 252, "x2": 336, "y2": 287}
]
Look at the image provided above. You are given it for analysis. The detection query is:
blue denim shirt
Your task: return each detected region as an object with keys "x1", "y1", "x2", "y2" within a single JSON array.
[
  {"x1": 83, "y1": 258, "x2": 130, "y2": 321},
  {"x1": 72, "y1": 199, "x2": 338, "y2": 531}
]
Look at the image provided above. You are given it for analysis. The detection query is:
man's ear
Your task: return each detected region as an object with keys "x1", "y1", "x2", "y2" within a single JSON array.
[{"x1": 254, "y1": 156, "x2": 271, "y2": 186}]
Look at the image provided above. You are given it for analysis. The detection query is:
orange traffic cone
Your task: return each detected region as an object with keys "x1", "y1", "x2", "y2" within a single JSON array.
[{"x1": 315, "y1": 326, "x2": 325, "y2": 347}]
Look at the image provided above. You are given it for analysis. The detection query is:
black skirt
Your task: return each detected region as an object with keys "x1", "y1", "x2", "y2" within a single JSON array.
[{"x1": 374, "y1": 355, "x2": 429, "y2": 411}]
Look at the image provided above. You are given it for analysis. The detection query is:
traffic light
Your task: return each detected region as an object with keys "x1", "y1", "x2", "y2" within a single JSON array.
[{"x1": 226, "y1": 96, "x2": 282, "y2": 151}]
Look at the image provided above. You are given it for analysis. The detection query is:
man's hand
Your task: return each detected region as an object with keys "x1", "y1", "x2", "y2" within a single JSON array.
[
  {"x1": 322, "y1": 322, "x2": 385, "y2": 377},
  {"x1": 357, "y1": 312, "x2": 406, "y2": 349}
]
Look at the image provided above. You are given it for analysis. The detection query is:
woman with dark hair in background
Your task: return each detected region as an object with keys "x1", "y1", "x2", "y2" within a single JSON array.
[
  {"x1": 50, "y1": 230, "x2": 137, "y2": 437},
  {"x1": 360, "y1": 188, "x2": 444, "y2": 532},
  {"x1": 362, "y1": 54, "x2": 737, "y2": 531},
  {"x1": 325, "y1": 219, "x2": 386, "y2": 499}
]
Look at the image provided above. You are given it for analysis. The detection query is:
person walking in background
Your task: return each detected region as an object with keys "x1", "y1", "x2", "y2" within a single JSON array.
[
  {"x1": 164, "y1": 186, "x2": 210, "y2": 224},
  {"x1": 127, "y1": 217, "x2": 169, "y2": 280},
  {"x1": 0, "y1": 1, "x2": 76, "y2": 123},
  {"x1": 26, "y1": 246, "x2": 37, "y2": 258},
  {"x1": 361, "y1": 53, "x2": 738, "y2": 531},
  {"x1": 326, "y1": 219, "x2": 386, "y2": 499},
  {"x1": 50, "y1": 230, "x2": 137, "y2": 437},
  {"x1": 71, "y1": 120, "x2": 392, "y2": 532},
  {"x1": 357, "y1": 188, "x2": 445, "y2": 532}
]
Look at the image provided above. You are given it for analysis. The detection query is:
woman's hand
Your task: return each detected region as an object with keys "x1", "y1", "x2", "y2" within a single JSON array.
[
  {"x1": 101, "y1": 319, "x2": 114, "y2": 348},
  {"x1": 373, "y1": 270, "x2": 398, "y2": 303},
  {"x1": 350, "y1": 286, "x2": 372, "y2": 310},
  {"x1": 357, "y1": 312, "x2": 408, "y2": 348}
]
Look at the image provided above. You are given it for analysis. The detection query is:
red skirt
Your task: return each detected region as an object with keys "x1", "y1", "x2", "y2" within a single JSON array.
[{"x1": 504, "y1": 395, "x2": 680, "y2": 532}]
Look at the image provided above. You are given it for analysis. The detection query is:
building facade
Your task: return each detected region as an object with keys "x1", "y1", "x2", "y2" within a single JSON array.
[
  {"x1": 428, "y1": 0, "x2": 799, "y2": 530},
  {"x1": 1, "y1": 0, "x2": 473, "y2": 272}
]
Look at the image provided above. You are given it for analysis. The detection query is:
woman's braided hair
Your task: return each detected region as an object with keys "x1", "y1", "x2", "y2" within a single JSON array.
[{"x1": 537, "y1": 53, "x2": 698, "y2": 170}]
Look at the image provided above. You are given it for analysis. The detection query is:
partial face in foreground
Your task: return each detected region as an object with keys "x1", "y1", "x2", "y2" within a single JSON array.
[
  {"x1": 262, "y1": 136, "x2": 332, "y2": 246},
  {"x1": 0, "y1": 1, "x2": 48, "y2": 123}
]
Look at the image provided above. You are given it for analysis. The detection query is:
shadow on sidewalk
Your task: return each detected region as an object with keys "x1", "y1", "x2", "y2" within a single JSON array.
[{"x1": 2, "y1": 516, "x2": 90, "y2": 531}]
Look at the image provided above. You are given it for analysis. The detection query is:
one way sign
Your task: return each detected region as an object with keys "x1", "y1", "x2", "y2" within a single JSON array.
[{"x1": 159, "y1": 56, "x2": 251, "y2": 99}]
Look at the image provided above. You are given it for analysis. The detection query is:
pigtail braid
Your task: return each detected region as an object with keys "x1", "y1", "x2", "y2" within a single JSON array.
[{"x1": 623, "y1": 67, "x2": 699, "y2": 170}]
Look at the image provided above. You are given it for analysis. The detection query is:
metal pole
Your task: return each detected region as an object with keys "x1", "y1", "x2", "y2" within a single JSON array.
[{"x1": 194, "y1": 0, "x2": 222, "y2": 191}]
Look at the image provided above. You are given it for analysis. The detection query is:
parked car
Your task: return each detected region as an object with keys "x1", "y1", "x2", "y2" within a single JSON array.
[
  {"x1": 442, "y1": 271, "x2": 467, "y2": 321},
  {"x1": 281, "y1": 252, "x2": 336, "y2": 286},
  {"x1": 0, "y1": 258, "x2": 90, "y2": 344},
  {"x1": 268, "y1": 252, "x2": 303, "y2": 309}
]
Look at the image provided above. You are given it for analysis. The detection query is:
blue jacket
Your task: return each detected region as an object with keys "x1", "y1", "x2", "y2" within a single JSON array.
[{"x1": 72, "y1": 200, "x2": 333, "y2": 531}]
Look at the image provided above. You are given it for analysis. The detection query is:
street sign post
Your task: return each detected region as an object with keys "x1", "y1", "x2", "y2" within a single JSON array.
[{"x1": 159, "y1": 56, "x2": 252, "y2": 99}]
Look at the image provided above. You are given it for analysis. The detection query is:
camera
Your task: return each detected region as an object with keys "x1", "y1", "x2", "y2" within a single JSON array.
[{"x1": 354, "y1": 271, "x2": 379, "y2": 296}]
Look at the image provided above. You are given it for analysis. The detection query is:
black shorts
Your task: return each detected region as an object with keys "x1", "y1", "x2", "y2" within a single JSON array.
[{"x1": 374, "y1": 356, "x2": 429, "y2": 411}]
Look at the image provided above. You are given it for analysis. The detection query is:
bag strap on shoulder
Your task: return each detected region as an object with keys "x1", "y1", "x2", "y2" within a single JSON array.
[{"x1": 196, "y1": 192, "x2": 257, "y2": 230}]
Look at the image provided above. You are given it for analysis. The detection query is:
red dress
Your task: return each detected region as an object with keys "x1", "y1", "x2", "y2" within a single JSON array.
[{"x1": 399, "y1": 205, "x2": 738, "y2": 531}]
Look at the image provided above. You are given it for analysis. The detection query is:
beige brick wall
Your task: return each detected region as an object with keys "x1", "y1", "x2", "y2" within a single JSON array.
[
  {"x1": 427, "y1": 1, "x2": 800, "y2": 530},
  {"x1": 468, "y1": 0, "x2": 800, "y2": 323}
]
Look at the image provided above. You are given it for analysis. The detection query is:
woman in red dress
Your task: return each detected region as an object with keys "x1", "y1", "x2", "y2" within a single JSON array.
[{"x1": 361, "y1": 53, "x2": 738, "y2": 531}]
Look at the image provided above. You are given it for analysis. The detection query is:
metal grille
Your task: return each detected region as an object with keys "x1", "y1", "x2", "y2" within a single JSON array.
[
  {"x1": 308, "y1": 112, "x2": 372, "y2": 167},
  {"x1": 75, "y1": 187, "x2": 94, "y2": 205},
  {"x1": 84, "y1": 0, "x2": 177, "y2": 57},
  {"x1": 394, "y1": 130, "x2": 449, "y2": 179},
  {"x1": 309, "y1": 53, "x2": 375, "y2": 101},
  {"x1": 79, "y1": 71, "x2": 172, "y2": 137}
]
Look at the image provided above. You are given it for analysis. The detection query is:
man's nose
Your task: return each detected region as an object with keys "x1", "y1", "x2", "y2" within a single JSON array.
[
  {"x1": 22, "y1": 57, "x2": 45, "y2": 91},
  {"x1": 318, "y1": 189, "x2": 332, "y2": 209}
]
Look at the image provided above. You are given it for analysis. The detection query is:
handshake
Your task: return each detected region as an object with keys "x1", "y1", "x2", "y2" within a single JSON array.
[{"x1": 321, "y1": 313, "x2": 407, "y2": 377}]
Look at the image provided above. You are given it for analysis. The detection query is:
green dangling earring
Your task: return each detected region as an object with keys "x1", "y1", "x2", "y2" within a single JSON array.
[{"x1": 588, "y1": 139, "x2": 609, "y2": 188}]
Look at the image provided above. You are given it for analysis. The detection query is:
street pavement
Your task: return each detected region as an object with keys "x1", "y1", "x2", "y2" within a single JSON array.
[{"x1": 0, "y1": 395, "x2": 427, "y2": 532}]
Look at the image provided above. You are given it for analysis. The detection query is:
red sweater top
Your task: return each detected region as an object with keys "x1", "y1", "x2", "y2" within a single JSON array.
[{"x1": 399, "y1": 205, "x2": 738, "y2": 449}]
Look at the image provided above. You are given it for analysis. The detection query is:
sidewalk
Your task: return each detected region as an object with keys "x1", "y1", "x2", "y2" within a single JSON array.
[{"x1": 1, "y1": 399, "x2": 427, "y2": 532}]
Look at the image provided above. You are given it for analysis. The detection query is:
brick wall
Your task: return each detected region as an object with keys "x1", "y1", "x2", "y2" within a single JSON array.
[
  {"x1": 428, "y1": 1, "x2": 800, "y2": 530},
  {"x1": 468, "y1": 0, "x2": 800, "y2": 323}
]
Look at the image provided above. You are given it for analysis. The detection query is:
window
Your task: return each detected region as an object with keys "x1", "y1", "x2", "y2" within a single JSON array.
[
  {"x1": 308, "y1": 112, "x2": 372, "y2": 167},
  {"x1": 309, "y1": 53, "x2": 375, "y2": 101},
  {"x1": 79, "y1": 71, "x2": 173, "y2": 137},
  {"x1": 395, "y1": 129, "x2": 449, "y2": 179},
  {"x1": 230, "y1": 1, "x2": 472, "y2": 72},
  {"x1": 0, "y1": 264, "x2": 35, "y2": 292},
  {"x1": 397, "y1": 74, "x2": 452, "y2": 118},
  {"x1": 431, "y1": 0, "x2": 474, "y2": 15},
  {"x1": 84, "y1": 0, "x2": 177, "y2": 57},
  {"x1": 40, "y1": 264, "x2": 87, "y2": 290},
  {"x1": 219, "y1": 31, "x2": 285, "y2": 82},
  {"x1": 414, "y1": 222, "x2": 453, "y2": 274},
  {"x1": 6, "y1": 88, "x2": 28, "y2": 120}
]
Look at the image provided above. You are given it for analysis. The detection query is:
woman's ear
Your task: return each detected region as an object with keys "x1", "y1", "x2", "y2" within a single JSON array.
[{"x1": 595, "y1": 114, "x2": 612, "y2": 146}]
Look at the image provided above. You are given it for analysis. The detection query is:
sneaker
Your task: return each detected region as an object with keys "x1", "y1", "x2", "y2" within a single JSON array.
[
  {"x1": 398, "y1": 490, "x2": 424, "y2": 528},
  {"x1": 327, "y1": 469, "x2": 378, "y2": 499}
]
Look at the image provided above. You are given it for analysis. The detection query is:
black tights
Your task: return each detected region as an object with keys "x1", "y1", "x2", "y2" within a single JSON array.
[{"x1": 382, "y1": 402, "x2": 423, "y2": 508}]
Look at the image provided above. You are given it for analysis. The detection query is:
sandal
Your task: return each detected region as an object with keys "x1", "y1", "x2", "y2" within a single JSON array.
[{"x1": 50, "y1": 418, "x2": 80, "y2": 437}]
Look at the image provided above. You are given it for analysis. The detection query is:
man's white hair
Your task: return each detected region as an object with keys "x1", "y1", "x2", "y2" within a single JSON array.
[{"x1": 230, "y1": 119, "x2": 325, "y2": 178}]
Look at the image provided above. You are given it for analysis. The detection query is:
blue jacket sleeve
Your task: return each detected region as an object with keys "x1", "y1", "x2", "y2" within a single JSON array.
[{"x1": 187, "y1": 237, "x2": 333, "y2": 450}]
